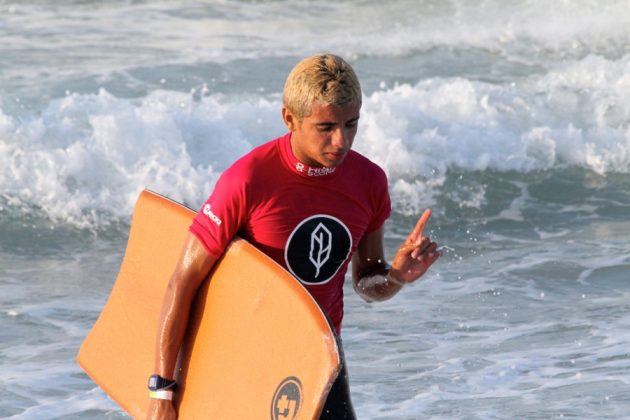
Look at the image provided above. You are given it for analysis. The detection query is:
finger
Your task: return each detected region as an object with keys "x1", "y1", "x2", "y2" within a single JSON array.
[
  {"x1": 413, "y1": 239, "x2": 442, "y2": 259},
  {"x1": 410, "y1": 237, "x2": 431, "y2": 259},
  {"x1": 424, "y1": 241, "x2": 438, "y2": 254},
  {"x1": 426, "y1": 243, "x2": 442, "y2": 260},
  {"x1": 427, "y1": 247, "x2": 442, "y2": 261},
  {"x1": 410, "y1": 209, "x2": 432, "y2": 243}
]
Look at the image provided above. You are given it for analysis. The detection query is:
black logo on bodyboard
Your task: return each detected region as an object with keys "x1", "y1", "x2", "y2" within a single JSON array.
[{"x1": 271, "y1": 376, "x2": 302, "y2": 420}]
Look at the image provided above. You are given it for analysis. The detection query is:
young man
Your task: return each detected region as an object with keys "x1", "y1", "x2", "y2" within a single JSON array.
[{"x1": 146, "y1": 54, "x2": 441, "y2": 419}]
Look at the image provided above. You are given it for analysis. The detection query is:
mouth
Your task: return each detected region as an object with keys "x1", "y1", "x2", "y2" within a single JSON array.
[{"x1": 326, "y1": 150, "x2": 346, "y2": 160}]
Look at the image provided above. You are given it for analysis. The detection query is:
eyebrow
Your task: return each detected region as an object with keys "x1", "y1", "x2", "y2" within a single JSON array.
[{"x1": 315, "y1": 116, "x2": 360, "y2": 127}]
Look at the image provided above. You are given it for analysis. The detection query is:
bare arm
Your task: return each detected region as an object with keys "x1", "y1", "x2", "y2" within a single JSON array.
[
  {"x1": 147, "y1": 233, "x2": 217, "y2": 419},
  {"x1": 352, "y1": 226, "x2": 402, "y2": 302},
  {"x1": 352, "y1": 210, "x2": 441, "y2": 302}
]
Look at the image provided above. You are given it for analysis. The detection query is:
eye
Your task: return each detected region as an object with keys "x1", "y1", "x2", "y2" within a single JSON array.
[
  {"x1": 346, "y1": 118, "x2": 359, "y2": 128},
  {"x1": 317, "y1": 124, "x2": 334, "y2": 132}
]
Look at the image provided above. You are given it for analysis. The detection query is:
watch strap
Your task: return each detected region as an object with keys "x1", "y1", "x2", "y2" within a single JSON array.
[
  {"x1": 149, "y1": 389, "x2": 174, "y2": 400},
  {"x1": 148, "y1": 374, "x2": 177, "y2": 391}
]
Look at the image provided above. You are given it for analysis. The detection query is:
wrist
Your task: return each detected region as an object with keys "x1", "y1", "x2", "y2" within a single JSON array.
[
  {"x1": 149, "y1": 389, "x2": 174, "y2": 400},
  {"x1": 386, "y1": 271, "x2": 406, "y2": 287}
]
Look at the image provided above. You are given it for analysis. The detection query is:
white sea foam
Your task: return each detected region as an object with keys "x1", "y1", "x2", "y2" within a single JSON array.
[
  {"x1": 0, "y1": 89, "x2": 283, "y2": 226},
  {"x1": 2, "y1": 51, "x2": 629, "y2": 226},
  {"x1": 359, "y1": 54, "x2": 630, "y2": 174},
  {"x1": 1, "y1": 0, "x2": 628, "y2": 228}
]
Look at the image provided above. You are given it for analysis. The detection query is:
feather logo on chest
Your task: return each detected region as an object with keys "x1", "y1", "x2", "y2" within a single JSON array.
[{"x1": 284, "y1": 215, "x2": 352, "y2": 285}]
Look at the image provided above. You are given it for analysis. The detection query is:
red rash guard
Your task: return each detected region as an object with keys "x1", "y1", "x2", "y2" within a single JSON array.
[{"x1": 190, "y1": 133, "x2": 391, "y2": 334}]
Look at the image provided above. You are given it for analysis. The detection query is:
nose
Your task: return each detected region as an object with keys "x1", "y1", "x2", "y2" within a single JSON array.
[{"x1": 331, "y1": 127, "x2": 350, "y2": 150}]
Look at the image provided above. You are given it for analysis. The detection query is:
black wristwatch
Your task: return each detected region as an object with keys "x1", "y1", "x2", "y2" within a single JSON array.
[{"x1": 148, "y1": 374, "x2": 177, "y2": 391}]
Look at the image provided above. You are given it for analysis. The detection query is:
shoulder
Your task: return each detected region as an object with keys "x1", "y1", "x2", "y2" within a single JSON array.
[
  {"x1": 224, "y1": 137, "x2": 282, "y2": 180},
  {"x1": 343, "y1": 151, "x2": 390, "y2": 209},
  {"x1": 345, "y1": 151, "x2": 391, "y2": 226},
  {"x1": 344, "y1": 150, "x2": 388, "y2": 182},
  {"x1": 209, "y1": 137, "x2": 284, "y2": 207}
]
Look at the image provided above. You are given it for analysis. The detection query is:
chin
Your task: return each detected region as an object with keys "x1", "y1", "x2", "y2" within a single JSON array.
[{"x1": 324, "y1": 155, "x2": 347, "y2": 168}]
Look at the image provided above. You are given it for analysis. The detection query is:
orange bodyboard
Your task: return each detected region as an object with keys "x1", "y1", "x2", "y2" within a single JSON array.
[{"x1": 77, "y1": 190, "x2": 340, "y2": 419}]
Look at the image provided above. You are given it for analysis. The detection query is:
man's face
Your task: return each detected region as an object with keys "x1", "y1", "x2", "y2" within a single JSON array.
[{"x1": 283, "y1": 100, "x2": 361, "y2": 168}]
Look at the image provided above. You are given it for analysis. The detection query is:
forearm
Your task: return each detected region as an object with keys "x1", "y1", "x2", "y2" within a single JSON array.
[
  {"x1": 153, "y1": 284, "x2": 194, "y2": 377},
  {"x1": 351, "y1": 226, "x2": 406, "y2": 303},
  {"x1": 146, "y1": 282, "x2": 194, "y2": 419},
  {"x1": 152, "y1": 234, "x2": 216, "y2": 380},
  {"x1": 353, "y1": 263, "x2": 405, "y2": 303}
]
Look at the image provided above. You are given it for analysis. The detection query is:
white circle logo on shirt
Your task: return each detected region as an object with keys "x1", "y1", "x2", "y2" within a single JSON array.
[{"x1": 284, "y1": 215, "x2": 352, "y2": 285}]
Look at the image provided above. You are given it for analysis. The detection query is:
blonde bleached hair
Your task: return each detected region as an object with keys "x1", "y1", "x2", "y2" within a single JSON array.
[{"x1": 283, "y1": 53, "x2": 362, "y2": 120}]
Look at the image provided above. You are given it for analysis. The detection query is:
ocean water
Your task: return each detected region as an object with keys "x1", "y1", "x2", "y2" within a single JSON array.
[{"x1": 1, "y1": 0, "x2": 630, "y2": 418}]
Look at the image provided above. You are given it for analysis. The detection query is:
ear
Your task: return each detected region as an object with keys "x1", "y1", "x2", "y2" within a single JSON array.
[{"x1": 282, "y1": 106, "x2": 297, "y2": 131}]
